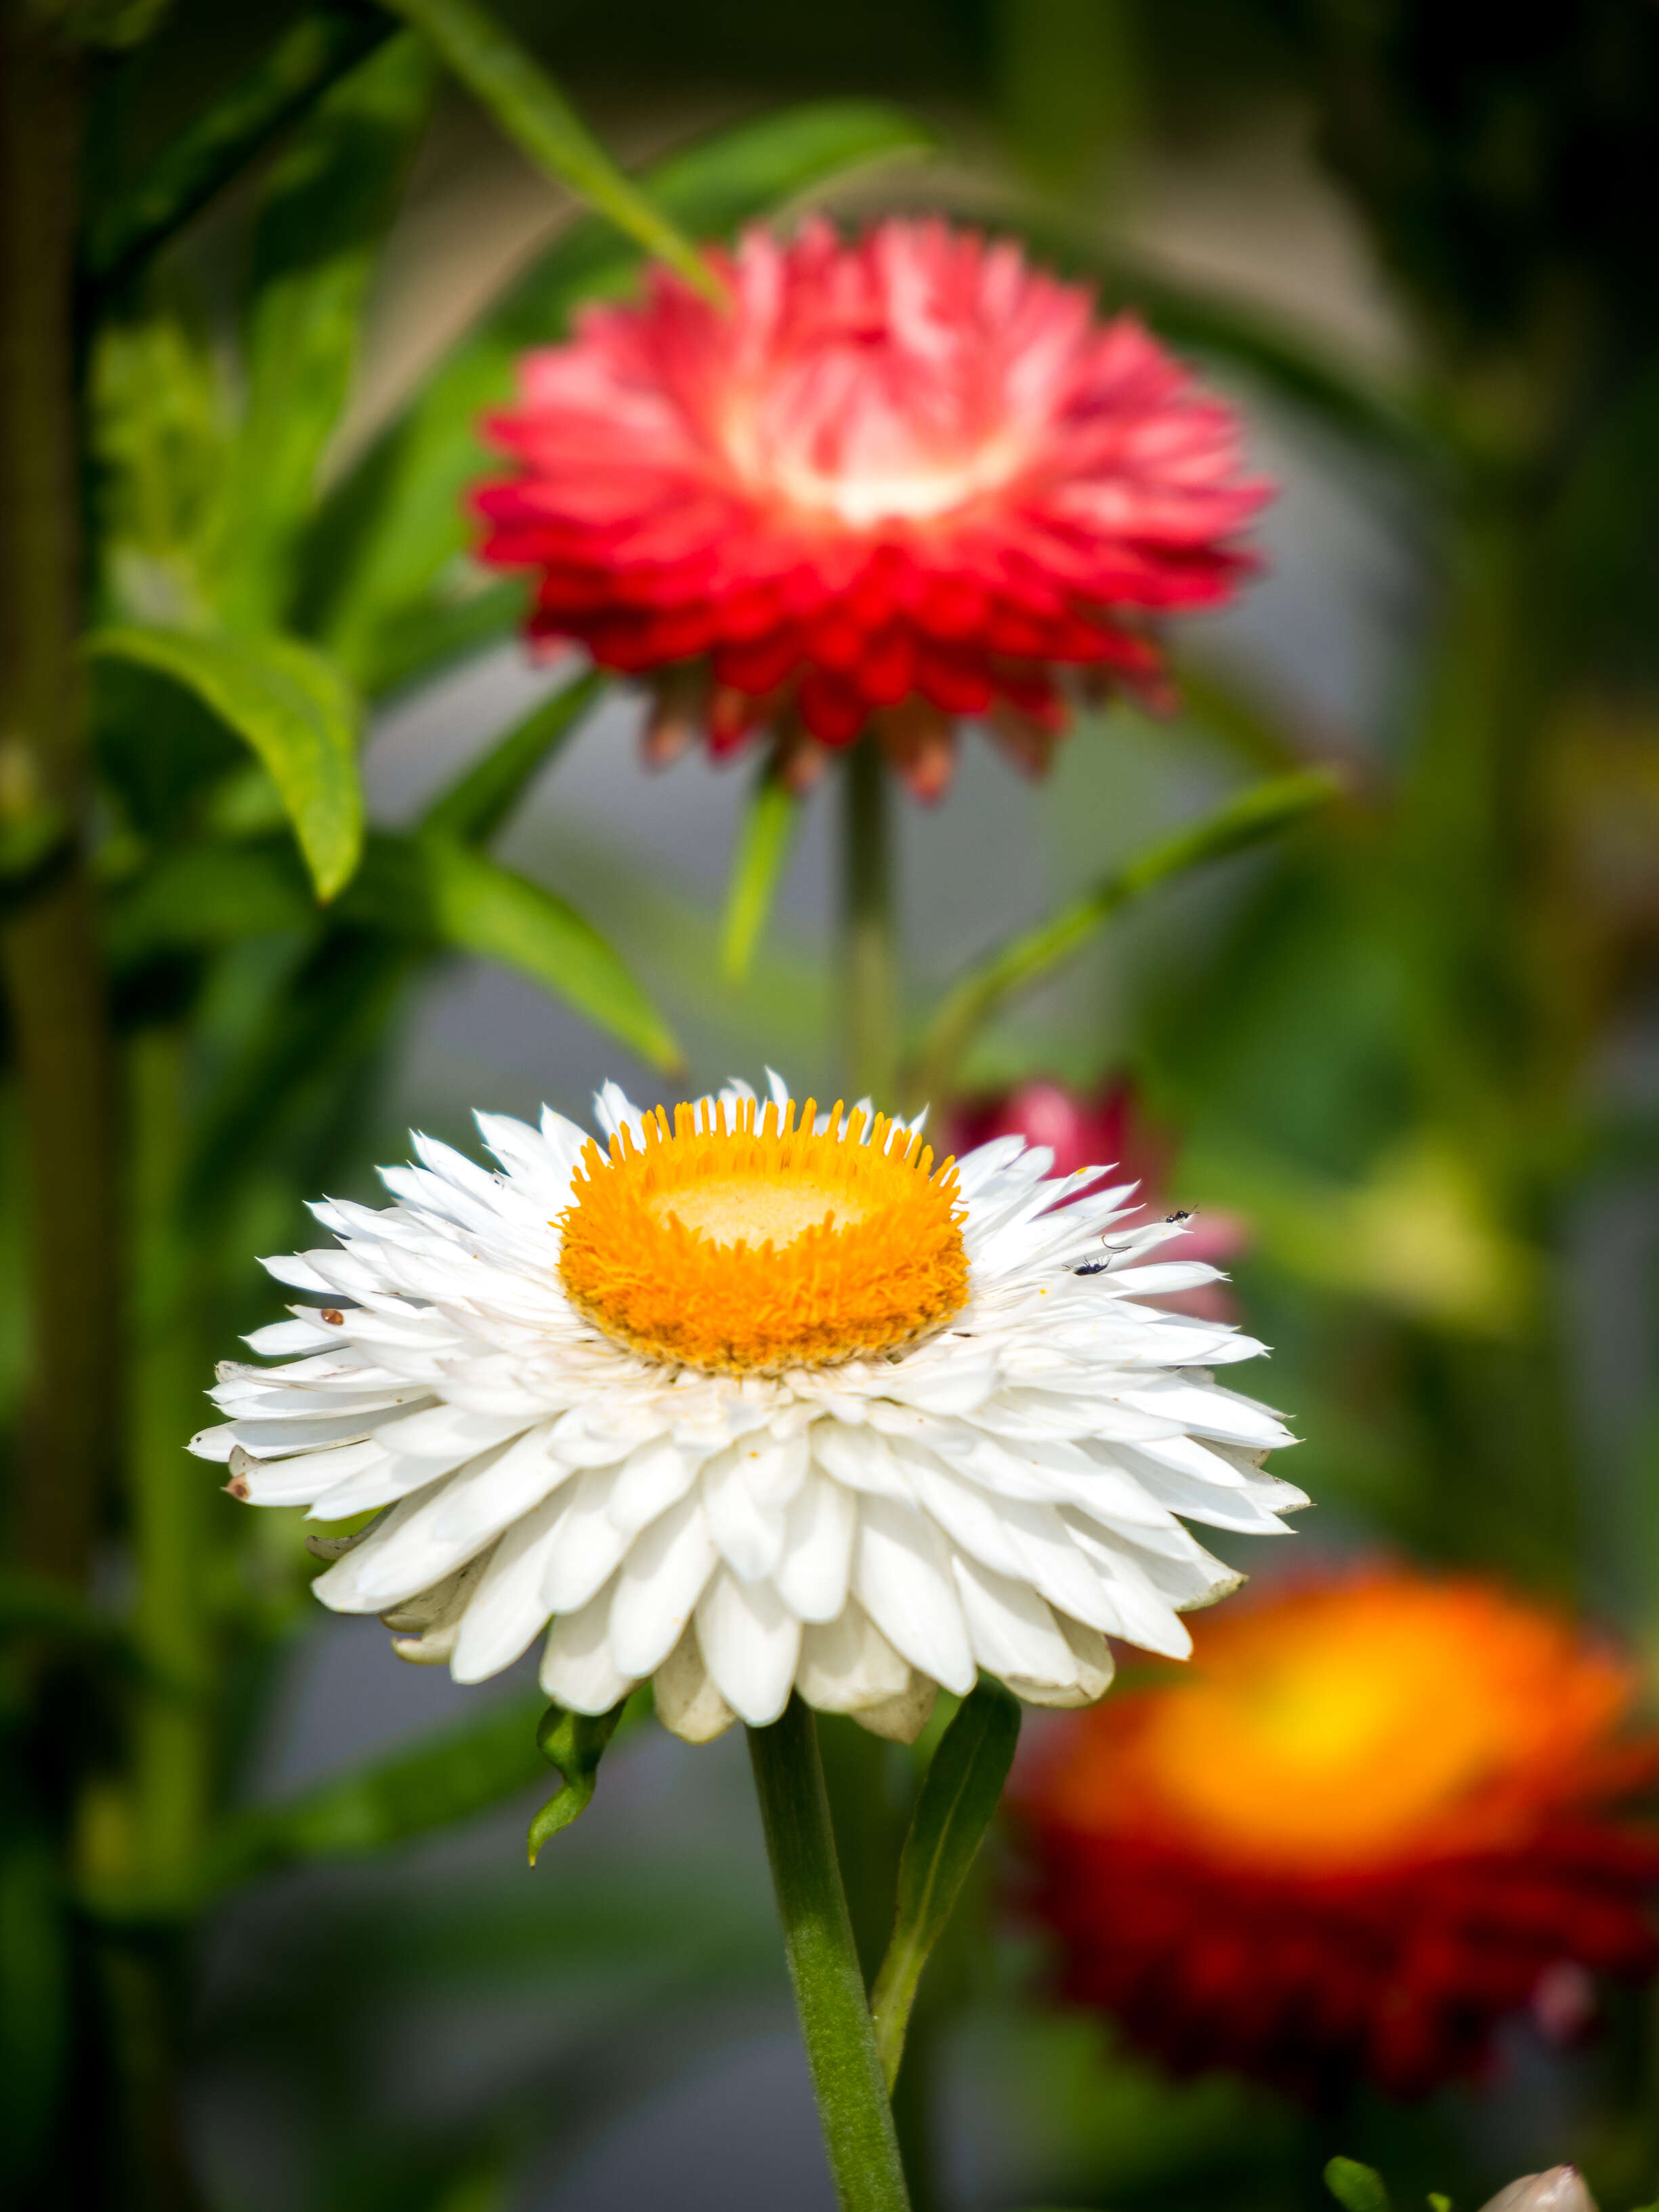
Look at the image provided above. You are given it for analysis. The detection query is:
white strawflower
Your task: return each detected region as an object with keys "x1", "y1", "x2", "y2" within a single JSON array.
[{"x1": 191, "y1": 1077, "x2": 1302, "y2": 1744}]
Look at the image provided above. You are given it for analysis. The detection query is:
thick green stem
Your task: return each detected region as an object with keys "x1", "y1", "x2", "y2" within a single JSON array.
[
  {"x1": 841, "y1": 742, "x2": 899, "y2": 1106},
  {"x1": 0, "y1": 5, "x2": 121, "y2": 1589},
  {"x1": 747, "y1": 1700, "x2": 912, "y2": 2212}
]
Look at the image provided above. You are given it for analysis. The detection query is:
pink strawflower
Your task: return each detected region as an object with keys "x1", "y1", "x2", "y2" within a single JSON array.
[
  {"x1": 476, "y1": 219, "x2": 1269, "y2": 799},
  {"x1": 949, "y1": 1079, "x2": 1247, "y2": 1320}
]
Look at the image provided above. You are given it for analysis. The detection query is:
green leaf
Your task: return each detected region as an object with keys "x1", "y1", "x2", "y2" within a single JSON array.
[
  {"x1": 1015, "y1": 214, "x2": 1427, "y2": 466},
  {"x1": 527, "y1": 1698, "x2": 629, "y2": 1865},
  {"x1": 219, "y1": 31, "x2": 439, "y2": 631},
  {"x1": 869, "y1": 1678, "x2": 1021, "y2": 2090},
  {"x1": 108, "y1": 840, "x2": 317, "y2": 969},
  {"x1": 303, "y1": 99, "x2": 931, "y2": 690},
  {"x1": 1171, "y1": 659, "x2": 1317, "y2": 774},
  {"x1": 420, "y1": 669, "x2": 604, "y2": 845},
  {"x1": 1427, "y1": 2195, "x2": 1453, "y2": 2212},
  {"x1": 1326, "y1": 2159, "x2": 1391, "y2": 2212},
  {"x1": 87, "y1": 625, "x2": 364, "y2": 897},
  {"x1": 911, "y1": 767, "x2": 1342, "y2": 1103},
  {"x1": 81, "y1": 9, "x2": 396, "y2": 293},
  {"x1": 347, "y1": 832, "x2": 681, "y2": 1071},
  {"x1": 383, "y1": 0, "x2": 718, "y2": 298},
  {"x1": 721, "y1": 760, "x2": 802, "y2": 983},
  {"x1": 81, "y1": 1689, "x2": 581, "y2": 1915}
]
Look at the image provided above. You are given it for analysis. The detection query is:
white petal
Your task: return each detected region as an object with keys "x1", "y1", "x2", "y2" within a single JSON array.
[
  {"x1": 610, "y1": 1489, "x2": 718, "y2": 1676},
  {"x1": 774, "y1": 1474, "x2": 857, "y2": 1623},
  {"x1": 604, "y1": 1435, "x2": 701, "y2": 1535},
  {"x1": 852, "y1": 1495, "x2": 975, "y2": 1696},
  {"x1": 543, "y1": 1464, "x2": 631, "y2": 1612},
  {"x1": 540, "y1": 1577, "x2": 635, "y2": 1712},
  {"x1": 694, "y1": 1569, "x2": 801, "y2": 1726},
  {"x1": 951, "y1": 1552, "x2": 1077, "y2": 1690},
  {"x1": 449, "y1": 1490, "x2": 571, "y2": 1682},
  {"x1": 703, "y1": 1443, "x2": 787, "y2": 1581}
]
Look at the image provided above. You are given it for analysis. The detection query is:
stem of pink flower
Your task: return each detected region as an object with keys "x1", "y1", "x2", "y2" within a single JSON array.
[
  {"x1": 748, "y1": 1698, "x2": 912, "y2": 2212},
  {"x1": 841, "y1": 740, "x2": 900, "y2": 1105}
]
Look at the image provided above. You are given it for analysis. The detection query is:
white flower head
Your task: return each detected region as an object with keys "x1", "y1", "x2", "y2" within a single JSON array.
[{"x1": 192, "y1": 1074, "x2": 1303, "y2": 1745}]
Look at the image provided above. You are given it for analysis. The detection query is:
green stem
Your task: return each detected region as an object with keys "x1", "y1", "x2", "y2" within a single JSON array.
[
  {"x1": 841, "y1": 741, "x2": 899, "y2": 1105},
  {"x1": 747, "y1": 1700, "x2": 912, "y2": 2212},
  {"x1": 0, "y1": 5, "x2": 121, "y2": 1591},
  {"x1": 130, "y1": 1030, "x2": 213, "y2": 1881}
]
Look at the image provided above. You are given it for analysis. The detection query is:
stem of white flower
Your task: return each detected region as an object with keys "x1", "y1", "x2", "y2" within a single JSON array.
[{"x1": 748, "y1": 1699, "x2": 912, "y2": 2212}]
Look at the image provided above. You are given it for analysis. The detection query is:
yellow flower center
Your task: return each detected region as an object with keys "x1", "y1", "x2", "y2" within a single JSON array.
[{"x1": 558, "y1": 1095, "x2": 969, "y2": 1373}]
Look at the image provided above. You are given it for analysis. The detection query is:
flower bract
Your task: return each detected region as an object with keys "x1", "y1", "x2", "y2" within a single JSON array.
[
  {"x1": 191, "y1": 1078, "x2": 1299, "y2": 1745},
  {"x1": 1015, "y1": 1570, "x2": 1659, "y2": 2100},
  {"x1": 476, "y1": 220, "x2": 1269, "y2": 798}
]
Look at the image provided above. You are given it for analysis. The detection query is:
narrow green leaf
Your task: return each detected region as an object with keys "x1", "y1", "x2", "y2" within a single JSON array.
[
  {"x1": 86, "y1": 627, "x2": 364, "y2": 897},
  {"x1": 198, "y1": 1690, "x2": 549, "y2": 1896},
  {"x1": 82, "y1": 8, "x2": 396, "y2": 293},
  {"x1": 869, "y1": 1679, "x2": 1021, "y2": 2090},
  {"x1": 383, "y1": 0, "x2": 718, "y2": 299},
  {"x1": 721, "y1": 761, "x2": 802, "y2": 982},
  {"x1": 911, "y1": 767, "x2": 1341, "y2": 1103},
  {"x1": 1015, "y1": 213, "x2": 1427, "y2": 465},
  {"x1": 108, "y1": 841, "x2": 316, "y2": 969},
  {"x1": 1171, "y1": 659, "x2": 1315, "y2": 774},
  {"x1": 527, "y1": 1698, "x2": 629, "y2": 1864},
  {"x1": 219, "y1": 31, "x2": 439, "y2": 630},
  {"x1": 303, "y1": 100, "x2": 931, "y2": 690},
  {"x1": 421, "y1": 669, "x2": 604, "y2": 845},
  {"x1": 90, "y1": 1688, "x2": 649, "y2": 1913},
  {"x1": 345, "y1": 831, "x2": 681, "y2": 1071},
  {"x1": 1427, "y1": 2195, "x2": 1453, "y2": 2212},
  {"x1": 1326, "y1": 2160, "x2": 1391, "y2": 2212}
]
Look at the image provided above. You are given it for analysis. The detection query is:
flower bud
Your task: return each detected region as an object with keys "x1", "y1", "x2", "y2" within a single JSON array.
[{"x1": 1479, "y1": 2167, "x2": 1597, "y2": 2212}]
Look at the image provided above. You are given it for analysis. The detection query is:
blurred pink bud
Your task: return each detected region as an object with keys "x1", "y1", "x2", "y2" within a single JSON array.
[
  {"x1": 1530, "y1": 1960, "x2": 1597, "y2": 2045},
  {"x1": 1479, "y1": 2170, "x2": 1597, "y2": 2212},
  {"x1": 948, "y1": 1078, "x2": 1247, "y2": 1320}
]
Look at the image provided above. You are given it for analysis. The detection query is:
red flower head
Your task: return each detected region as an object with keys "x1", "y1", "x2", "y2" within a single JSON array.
[
  {"x1": 948, "y1": 1077, "x2": 1247, "y2": 1320},
  {"x1": 476, "y1": 219, "x2": 1269, "y2": 799},
  {"x1": 1013, "y1": 1570, "x2": 1659, "y2": 2103}
]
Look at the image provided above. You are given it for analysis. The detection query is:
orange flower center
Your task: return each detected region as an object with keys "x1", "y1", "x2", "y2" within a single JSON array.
[
  {"x1": 1039, "y1": 1579, "x2": 1637, "y2": 1872},
  {"x1": 558, "y1": 1096, "x2": 968, "y2": 1373}
]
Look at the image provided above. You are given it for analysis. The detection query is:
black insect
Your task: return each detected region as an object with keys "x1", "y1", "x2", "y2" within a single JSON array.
[{"x1": 1074, "y1": 1256, "x2": 1112, "y2": 1276}]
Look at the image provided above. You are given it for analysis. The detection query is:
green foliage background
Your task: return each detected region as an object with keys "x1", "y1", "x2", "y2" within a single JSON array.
[{"x1": 3, "y1": 1, "x2": 1658, "y2": 2207}]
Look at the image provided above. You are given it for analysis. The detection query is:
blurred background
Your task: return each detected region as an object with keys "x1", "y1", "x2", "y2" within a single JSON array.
[{"x1": 7, "y1": 1, "x2": 1659, "y2": 2207}]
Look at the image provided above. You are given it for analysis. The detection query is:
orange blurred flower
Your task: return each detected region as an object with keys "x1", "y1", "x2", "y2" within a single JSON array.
[{"x1": 1014, "y1": 1570, "x2": 1659, "y2": 2100}]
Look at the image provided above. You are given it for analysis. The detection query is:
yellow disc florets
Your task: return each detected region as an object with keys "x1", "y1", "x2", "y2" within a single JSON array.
[{"x1": 558, "y1": 1095, "x2": 969, "y2": 1374}]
